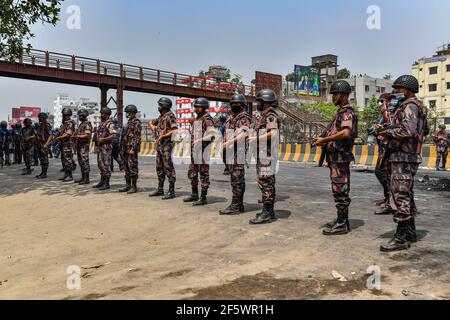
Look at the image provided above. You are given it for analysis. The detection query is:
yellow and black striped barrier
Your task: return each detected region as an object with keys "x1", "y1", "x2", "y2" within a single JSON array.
[{"x1": 91, "y1": 143, "x2": 449, "y2": 170}]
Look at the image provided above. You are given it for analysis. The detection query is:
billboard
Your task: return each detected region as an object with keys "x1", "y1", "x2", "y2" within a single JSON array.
[
  {"x1": 294, "y1": 65, "x2": 320, "y2": 96},
  {"x1": 11, "y1": 106, "x2": 42, "y2": 124},
  {"x1": 255, "y1": 71, "x2": 282, "y2": 96}
]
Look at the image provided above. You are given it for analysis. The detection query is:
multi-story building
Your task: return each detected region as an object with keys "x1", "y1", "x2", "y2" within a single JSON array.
[
  {"x1": 53, "y1": 94, "x2": 100, "y2": 128},
  {"x1": 412, "y1": 44, "x2": 450, "y2": 128},
  {"x1": 345, "y1": 75, "x2": 394, "y2": 109}
]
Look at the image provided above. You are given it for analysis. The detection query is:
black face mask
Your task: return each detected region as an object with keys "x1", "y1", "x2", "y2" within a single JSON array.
[
  {"x1": 158, "y1": 107, "x2": 164, "y2": 114},
  {"x1": 257, "y1": 104, "x2": 265, "y2": 112},
  {"x1": 231, "y1": 105, "x2": 242, "y2": 114}
]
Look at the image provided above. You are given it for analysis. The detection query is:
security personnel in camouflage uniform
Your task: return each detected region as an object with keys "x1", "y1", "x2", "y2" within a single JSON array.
[
  {"x1": 73, "y1": 109, "x2": 93, "y2": 185},
  {"x1": 93, "y1": 107, "x2": 117, "y2": 191},
  {"x1": 149, "y1": 97, "x2": 178, "y2": 200},
  {"x1": 111, "y1": 118, "x2": 124, "y2": 172},
  {"x1": 433, "y1": 124, "x2": 449, "y2": 171},
  {"x1": 13, "y1": 122, "x2": 22, "y2": 165},
  {"x1": 378, "y1": 75, "x2": 428, "y2": 252},
  {"x1": 35, "y1": 113, "x2": 53, "y2": 179},
  {"x1": 220, "y1": 94, "x2": 251, "y2": 215},
  {"x1": 20, "y1": 118, "x2": 35, "y2": 175},
  {"x1": 249, "y1": 89, "x2": 281, "y2": 225},
  {"x1": 119, "y1": 105, "x2": 142, "y2": 194},
  {"x1": 53, "y1": 108, "x2": 76, "y2": 182},
  {"x1": 184, "y1": 97, "x2": 216, "y2": 206},
  {"x1": 314, "y1": 81, "x2": 358, "y2": 235},
  {"x1": 0, "y1": 121, "x2": 11, "y2": 167}
]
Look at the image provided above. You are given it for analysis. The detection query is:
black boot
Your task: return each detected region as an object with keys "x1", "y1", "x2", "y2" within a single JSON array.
[
  {"x1": 149, "y1": 181, "x2": 165, "y2": 197},
  {"x1": 219, "y1": 197, "x2": 241, "y2": 215},
  {"x1": 75, "y1": 173, "x2": 85, "y2": 184},
  {"x1": 193, "y1": 190, "x2": 208, "y2": 206},
  {"x1": 406, "y1": 218, "x2": 417, "y2": 243},
  {"x1": 119, "y1": 178, "x2": 131, "y2": 193},
  {"x1": 62, "y1": 171, "x2": 73, "y2": 182},
  {"x1": 127, "y1": 178, "x2": 138, "y2": 194},
  {"x1": 60, "y1": 168, "x2": 65, "y2": 172},
  {"x1": 99, "y1": 177, "x2": 110, "y2": 191},
  {"x1": 59, "y1": 170, "x2": 69, "y2": 181},
  {"x1": 36, "y1": 167, "x2": 48, "y2": 179},
  {"x1": 183, "y1": 187, "x2": 199, "y2": 203},
  {"x1": 22, "y1": 167, "x2": 33, "y2": 175},
  {"x1": 323, "y1": 209, "x2": 351, "y2": 236},
  {"x1": 374, "y1": 197, "x2": 389, "y2": 207},
  {"x1": 93, "y1": 177, "x2": 106, "y2": 189},
  {"x1": 162, "y1": 183, "x2": 176, "y2": 200},
  {"x1": 249, "y1": 204, "x2": 275, "y2": 225},
  {"x1": 380, "y1": 222, "x2": 411, "y2": 252},
  {"x1": 239, "y1": 194, "x2": 245, "y2": 213},
  {"x1": 79, "y1": 173, "x2": 90, "y2": 185}
]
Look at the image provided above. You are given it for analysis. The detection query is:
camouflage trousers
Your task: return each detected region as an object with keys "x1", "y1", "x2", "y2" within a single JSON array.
[
  {"x1": 156, "y1": 142, "x2": 176, "y2": 184},
  {"x1": 76, "y1": 143, "x2": 90, "y2": 174},
  {"x1": 37, "y1": 147, "x2": 49, "y2": 170},
  {"x1": 22, "y1": 143, "x2": 34, "y2": 168},
  {"x1": 97, "y1": 145, "x2": 112, "y2": 178},
  {"x1": 230, "y1": 164, "x2": 246, "y2": 199},
  {"x1": 389, "y1": 162, "x2": 419, "y2": 222},
  {"x1": 436, "y1": 150, "x2": 448, "y2": 169},
  {"x1": 189, "y1": 154, "x2": 210, "y2": 191},
  {"x1": 256, "y1": 163, "x2": 276, "y2": 206},
  {"x1": 61, "y1": 142, "x2": 74, "y2": 172},
  {"x1": 122, "y1": 149, "x2": 139, "y2": 179},
  {"x1": 328, "y1": 161, "x2": 351, "y2": 211}
]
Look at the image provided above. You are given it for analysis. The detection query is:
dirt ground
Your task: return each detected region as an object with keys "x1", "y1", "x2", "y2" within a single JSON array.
[{"x1": 0, "y1": 156, "x2": 449, "y2": 300}]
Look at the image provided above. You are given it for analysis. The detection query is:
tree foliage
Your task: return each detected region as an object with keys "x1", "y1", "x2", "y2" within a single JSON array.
[
  {"x1": 359, "y1": 96, "x2": 380, "y2": 141},
  {"x1": 299, "y1": 102, "x2": 337, "y2": 122},
  {"x1": 337, "y1": 68, "x2": 351, "y2": 79},
  {"x1": 0, "y1": 0, "x2": 63, "y2": 61}
]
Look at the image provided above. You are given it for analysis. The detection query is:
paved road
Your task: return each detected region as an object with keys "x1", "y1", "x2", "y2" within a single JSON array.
[{"x1": 0, "y1": 156, "x2": 449, "y2": 299}]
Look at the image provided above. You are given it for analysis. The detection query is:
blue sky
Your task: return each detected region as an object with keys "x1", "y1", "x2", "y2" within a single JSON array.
[{"x1": 1, "y1": 0, "x2": 450, "y2": 120}]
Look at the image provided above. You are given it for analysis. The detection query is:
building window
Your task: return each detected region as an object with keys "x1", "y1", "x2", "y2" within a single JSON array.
[
  {"x1": 447, "y1": 65, "x2": 450, "y2": 72},
  {"x1": 351, "y1": 86, "x2": 355, "y2": 92},
  {"x1": 447, "y1": 82, "x2": 450, "y2": 90},
  {"x1": 365, "y1": 85, "x2": 370, "y2": 93},
  {"x1": 429, "y1": 100, "x2": 437, "y2": 108},
  {"x1": 376, "y1": 86, "x2": 381, "y2": 93},
  {"x1": 429, "y1": 84, "x2": 438, "y2": 92},
  {"x1": 429, "y1": 66, "x2": 438, "y2": 75}
]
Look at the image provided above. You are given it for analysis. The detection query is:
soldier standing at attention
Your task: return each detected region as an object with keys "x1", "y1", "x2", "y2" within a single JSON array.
[
  {"x1": 313, "y1": 81, "x2": 358, "y2": 236},
  {"x1": 148, "y1": 97, "x2": 178, "y2": 200},
  {"x1": 73, "y1": 109, "x2": 93, "y2": 185},
  {"x1": 35, "y1": 113, "x2": 53, "y2": 179},
  {"x1": 93, "y1": 107, "x2": 116, "y2": 191},
  {"x1": 53, "y1": 108, "x2": 75, "y2": 182},
  {"x1": 110, "y1": 118, "x2": 124, "y2": 172},
  {"x1": 119, "y1": 105, "x2": 142, "y2": 194},
  {"x1": 20, "y1": 118, "x2": 35, "y2": 175},
  {"x1": 248, "y1": 89, "x2": 280, "y2": 225},
  {"x1": 220, "y1": 94, "x2": 251, "y2": 215},
  {"x1": 433, "y1": 124, "x2": 449, "y2": 171},
  {"x1": 379, "y1": 75, "x2": 428, "y2": 252},
  {"x1": 183, "y1": 97, "x2": 216, "y2": 206}
]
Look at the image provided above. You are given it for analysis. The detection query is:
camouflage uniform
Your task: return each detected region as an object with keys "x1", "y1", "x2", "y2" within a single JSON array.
[
  {"x1": 255, "y1": 107, "x2": 280, "y2": 207},
  {"x1": 36, "y1": 121, "x2": 52, "y2": 171},
  {"x1": 189, "y1": 112, "x2": 215, "y2": 192},
  {"x1": 21, "y1": 126, "x2": 35, "y2": 169},
  {"x1": 60, "y1": 119, "x2": 75, "y2": 172},
  {"x1": 75, "y1": 120, "x2": 93, "y2": 175},
  {"x1": 386, "y1": 97, "x2": 428, "y2": 222},
  {"x1": 153, "y1": 111, "x2": 178, "y2": 184},
  {"x1": 325, "y1": 105, "x2": 358, "y2": 212},
  {"x1": 433, "y1": 131, "x2": 449, "y2": 169},
  {"x1": 0, "y1": 127, "x2": 11, "y2": 166},
  {"x1": 225, "y1": 111, "x2": 252, "y2": 200},
  {"x1": 96, "y1": 119, "x2": 116, "y2": 178},
  {"x1": 120, "y1": 118, "x2": 142, "y2": 180}
]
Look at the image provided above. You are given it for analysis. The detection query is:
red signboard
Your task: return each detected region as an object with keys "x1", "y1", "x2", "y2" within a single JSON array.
[
  {"x1": 255, "y1": 71, "x2": 283, "y2": 96},
  {"x1": 20, "y1": 106, "x2": 41, "y2": 119}
]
